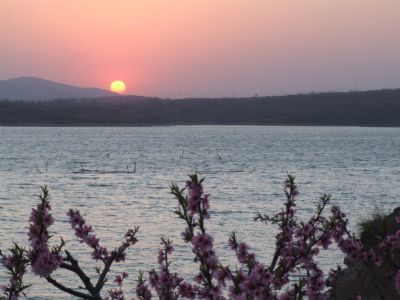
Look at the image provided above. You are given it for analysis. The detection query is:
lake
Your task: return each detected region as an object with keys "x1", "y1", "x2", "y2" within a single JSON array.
[{"x1": 1, "y1": 126, "x2": 400, "y2": 299}]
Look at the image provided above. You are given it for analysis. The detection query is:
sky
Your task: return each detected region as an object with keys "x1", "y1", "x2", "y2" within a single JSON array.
[{"x1": 1, "y1": 0, "x2": 400, "y2": 97}]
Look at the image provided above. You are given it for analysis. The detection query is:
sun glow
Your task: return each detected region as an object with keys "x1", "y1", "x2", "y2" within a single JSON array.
[{"x1": 110, "y1": 80, "x2": 126, "y2": 94}]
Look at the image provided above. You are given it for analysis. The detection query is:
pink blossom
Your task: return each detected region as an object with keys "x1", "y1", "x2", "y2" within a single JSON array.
[
  {"x1": 31, "y1": 250, "x2": 62, "y2": 277},
  {"x1": 194, "y1": 273, "x2": 203, "y2": 284},
  {"x1": 191, "y1": 233, "x2": 214, "y2": 254},
  {"x1": 178, "y1": 282, "x2": 199, "y2": 298},
  {"x1": 214, "y1": 267, "x2": 231, "y2": 287},
  {"x1": 136, "y1": 282, "x2": 152, "y2": 300}
]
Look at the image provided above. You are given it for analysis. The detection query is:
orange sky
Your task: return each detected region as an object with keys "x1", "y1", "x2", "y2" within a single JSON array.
[{"x1": 1, "y1": 0, "x2": 400, "y2": 97}]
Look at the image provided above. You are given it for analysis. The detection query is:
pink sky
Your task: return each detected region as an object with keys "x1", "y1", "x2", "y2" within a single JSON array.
[{"x1": 1, "y1": 0, "x2": 399, "y2": 97}]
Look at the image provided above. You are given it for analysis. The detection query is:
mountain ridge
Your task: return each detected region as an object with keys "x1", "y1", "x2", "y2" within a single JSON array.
[{"x1": 0, "y1": 76, "x2": 116, "y2": 100}]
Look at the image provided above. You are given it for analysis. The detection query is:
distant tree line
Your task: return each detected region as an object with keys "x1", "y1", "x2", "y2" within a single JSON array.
[{"x1": 1, "y1": 89, "x2": 400, "y2": 126}]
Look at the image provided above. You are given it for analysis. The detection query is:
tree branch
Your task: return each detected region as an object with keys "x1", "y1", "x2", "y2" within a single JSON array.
[
  {"x1": 62, "y1": 250, "x2": 96, "y2": 295},
  {"x1": 46, "y1": 276, "x2": 98, "y2": 300},
  {"x1": 95, "y1": 251, "x2": 116, "y2": 292}
]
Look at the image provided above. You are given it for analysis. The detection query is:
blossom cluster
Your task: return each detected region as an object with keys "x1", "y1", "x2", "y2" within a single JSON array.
[
  {"x1": 135, "y1": 270, "x2": 152, "y2": 300},
  {"x1": 27, "y1": 186, "x2": 62, "y2": 278},
  {"x1": 67, "y1": 208, "x2": 108, "y2": 261},
  {"x1": 107, "y1": 272, "x2": 129, "y2": 300},
  {"x1": 149, "y1": 238, "x2": 183, "y2": 299},
  {"x1": 114, "y1": 227, "x2": 139, "y2": 263},
  {"x1": 227, "y1": 234, "x2": 272, "y2": 299}
]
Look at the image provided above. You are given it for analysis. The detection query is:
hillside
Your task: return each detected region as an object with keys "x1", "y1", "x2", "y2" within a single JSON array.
[
  {"x1": 0, "y1": 89, "x2": 400, "y2": 126},
  {"x1": 0, "y1": 77, "x2": 115, "y2": 100}
]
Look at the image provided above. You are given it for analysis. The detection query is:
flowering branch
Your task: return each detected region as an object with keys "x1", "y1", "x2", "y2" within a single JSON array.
[
  {"x1": 135, "y1": 270, "x2": 152, "y2": 300},
  {"x1": 2, "y1": 174, "x2": 400, "y2": 299},
  {"x1": 1, "y1": 186, "x2": 140, "y2": 300},
  {"x1": 0, "y1": 244, "x2": 30, "y2": 300},
  {"x1": 149, "y1": 237, "x2": 183, "y2": 299},
  {"x1": 107, "y1": 271, "x2": 129, "y2": 300},
  {"x1": 172, "y1": 174, "x2": 224, "y2": 298}
]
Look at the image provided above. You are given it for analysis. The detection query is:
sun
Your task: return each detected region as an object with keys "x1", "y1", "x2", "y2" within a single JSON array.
[{"x1": 110, "y1": 80, "x2": 126, "y2": 94}]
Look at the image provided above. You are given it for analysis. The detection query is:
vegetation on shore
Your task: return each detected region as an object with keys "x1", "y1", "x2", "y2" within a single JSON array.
[
  {"x1": 1, "y1": 88, "x2": 400, "y2": 126},
  {"x1": 329, "y1": 208, "x2": 400, "y2": 299}
]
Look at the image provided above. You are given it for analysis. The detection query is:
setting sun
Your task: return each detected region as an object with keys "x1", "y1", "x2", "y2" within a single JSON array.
[{"x1": 110, "y1": 80, "x2": 126, "y2": 94}]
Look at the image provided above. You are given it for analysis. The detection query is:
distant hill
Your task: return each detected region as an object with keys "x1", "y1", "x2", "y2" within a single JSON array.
[
  {"x1": 0, "y1": 77, "x2": 115, "y2": 100},
  {"x1": 1, "y1": 89, "x2": 400, "y2": 127}
]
